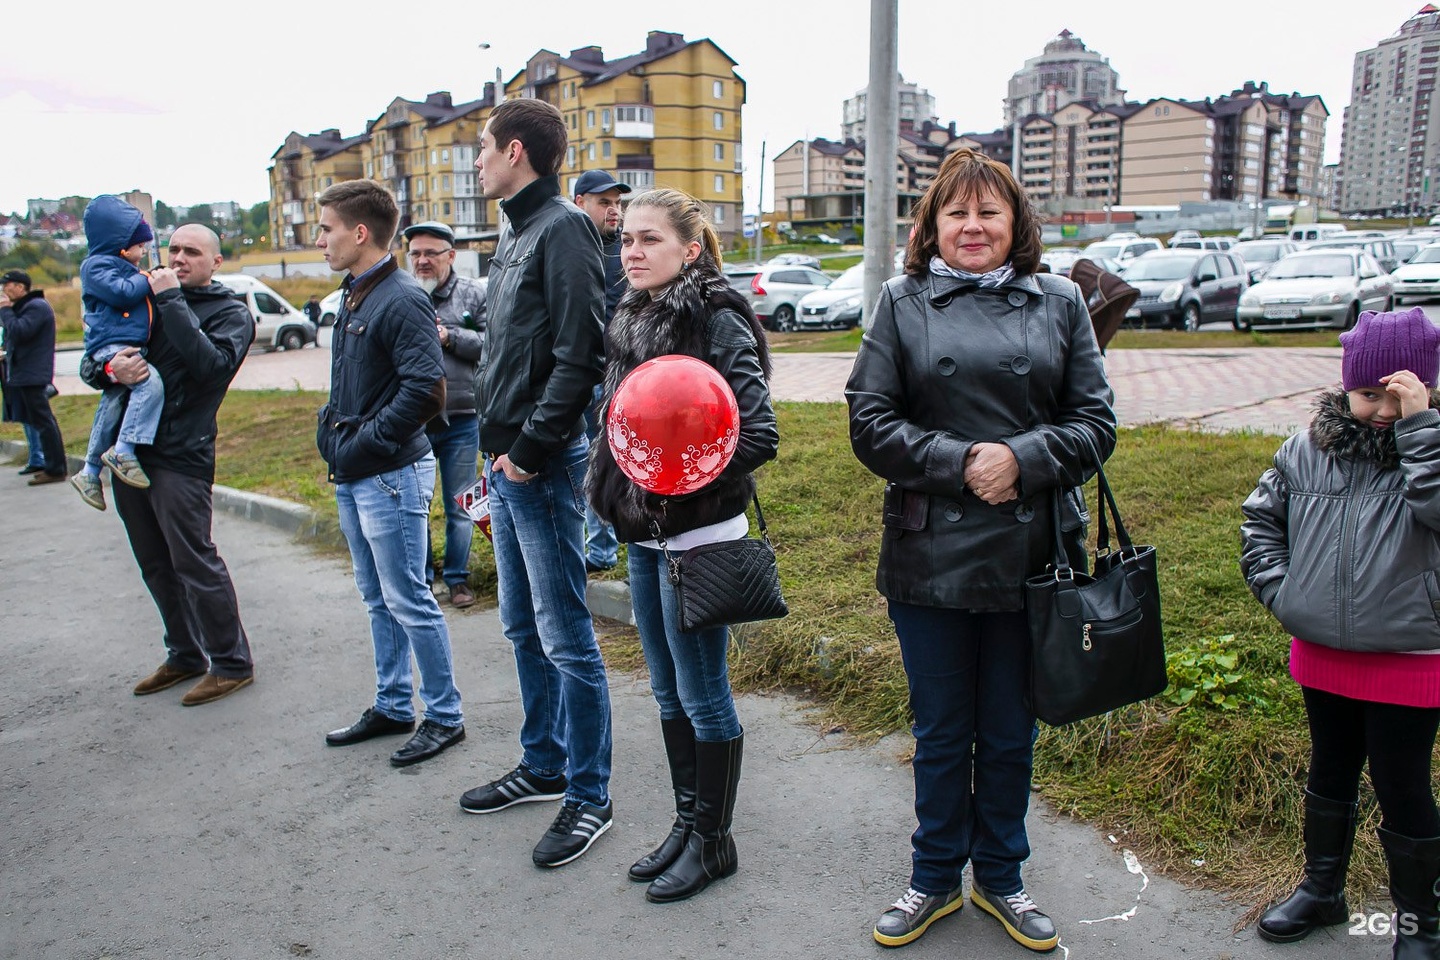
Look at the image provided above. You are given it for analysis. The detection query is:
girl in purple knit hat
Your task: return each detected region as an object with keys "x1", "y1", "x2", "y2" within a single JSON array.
[{"x1": 1242, "y1": 306, "x2": 1440, "y2": 958}]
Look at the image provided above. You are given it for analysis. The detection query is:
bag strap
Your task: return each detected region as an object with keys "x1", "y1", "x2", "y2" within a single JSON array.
[
  {"x1": 1046, "y1": 439, "x2": 1136, "y2": 572},
  {"x1": 649, "y1": 492, "x2": 770, "y2": 586}
]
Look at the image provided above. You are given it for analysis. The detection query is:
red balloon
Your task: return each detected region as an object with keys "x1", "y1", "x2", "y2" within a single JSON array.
[{"x1": 607, "y1": 355, "x2": 740, "y2": 495}]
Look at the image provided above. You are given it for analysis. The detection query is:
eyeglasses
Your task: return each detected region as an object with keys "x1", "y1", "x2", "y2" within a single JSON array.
[{"x1": 408, "y1": 247, "x2": 453, "y2": 261}]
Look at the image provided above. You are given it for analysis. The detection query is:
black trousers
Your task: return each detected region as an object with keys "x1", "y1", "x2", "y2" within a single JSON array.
[
  {"x1": 12, "y1": 384, "x2": 65, "y2": 474},
  {"x1": 112, "y1": 466, "x2": 254, "y2": 678},
  {"x1": 1304, "y1": 686, "x2": 1440, "y2": 838}
]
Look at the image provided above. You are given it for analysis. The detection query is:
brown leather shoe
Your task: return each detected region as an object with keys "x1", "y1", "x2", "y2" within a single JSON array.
[
  {"x1": 133, "y1": 663, "x2": 206, "y2": 696},
  {"x1": 449, "y1": 582, "x2": 476, "y2": 609},
  {"x1": 180, "y1": 674, "x2": 254, "y2": 706},
  {"x1": 27, "y1": 471, "x2": 66, "y2": 486}
]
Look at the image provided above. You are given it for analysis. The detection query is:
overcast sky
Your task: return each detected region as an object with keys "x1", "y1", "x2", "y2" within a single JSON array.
[{"x1": 3, "y1": 1, "x2": 1429, "y2": 219}]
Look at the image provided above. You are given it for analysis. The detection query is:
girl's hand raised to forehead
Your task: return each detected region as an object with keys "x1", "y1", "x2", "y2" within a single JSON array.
[{"x1": 1382, "y1": 370, "x2": 1431, "y2": 420}]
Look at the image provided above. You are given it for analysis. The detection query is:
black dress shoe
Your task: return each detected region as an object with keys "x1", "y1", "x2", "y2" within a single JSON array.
[
  {"x1": 325, "y1": 707, "x2": 415, "y2": 746},
  {"x1": 390, "y1": 719, "x2": 466, "y2": 767},
  {"x1": 17, "y1": 464, "x2": 42, "y2": 475}
]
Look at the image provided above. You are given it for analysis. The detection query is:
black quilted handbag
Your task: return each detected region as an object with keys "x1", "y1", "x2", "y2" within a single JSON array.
[
  {"x1": 1024, "y1": 462, "x2": 1167, "y2": 726},
  {"x1": 653, "y1": 494, "x2": 789, "y2": 632}
]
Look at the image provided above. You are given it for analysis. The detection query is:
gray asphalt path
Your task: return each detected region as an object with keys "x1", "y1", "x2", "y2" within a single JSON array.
[{"x1": 0, "y1": 461, "x2": 1380, "y2": 960}]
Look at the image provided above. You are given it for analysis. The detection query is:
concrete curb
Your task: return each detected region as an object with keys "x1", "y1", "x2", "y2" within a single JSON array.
[{"x1": 1, "y1": 437, "x2": 627, "y2": 618}]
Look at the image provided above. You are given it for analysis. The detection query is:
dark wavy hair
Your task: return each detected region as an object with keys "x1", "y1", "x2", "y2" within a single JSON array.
[{"x1": 904, "y1": 148, "x2": 1042, "y2": 277}]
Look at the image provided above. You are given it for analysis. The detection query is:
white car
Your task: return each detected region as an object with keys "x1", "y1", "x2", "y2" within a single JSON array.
[
  {"x1": 318, "y1": 287, "x2": 344, "y2": 326},
  {"x1": 1392, "y1": 243, "x2": 1440, "y2": 305},
  {"x1": 214, "y1": 274, "x2": 317, "y2": 351},
  {"x1": 796, "y1": 263, "x2": 867, "y2": 330},
  {"x1": 1238, "y1": 250, "x2": 1394, "y2": 330}
]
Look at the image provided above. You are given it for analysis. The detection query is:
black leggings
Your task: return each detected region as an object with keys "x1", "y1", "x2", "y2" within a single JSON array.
[{"x1": 1304, "y1": 686, "x2": 1440, "y2": 838}]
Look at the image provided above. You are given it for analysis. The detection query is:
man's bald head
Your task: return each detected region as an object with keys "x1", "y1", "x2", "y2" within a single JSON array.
[{"x1": 168, "y1": 223, "x2": 224, "y2": 287}]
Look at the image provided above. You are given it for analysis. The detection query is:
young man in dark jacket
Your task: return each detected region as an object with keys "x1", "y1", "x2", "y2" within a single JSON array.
[
  {"x1": 315, "y1": 180, "x2": 466, "y2": 768},
  {"x1": 100, "y1": 225, "x2": 257, "y2": 706},
  {"x1": 459, "y1": 97, "x2": 614, "y2": 869},
  {"x1": 402, "y1": 219, "x2": 486, "y2": 609},
  {"x1": 0, "y1": 269, "x2": 67, "y2": 484}
]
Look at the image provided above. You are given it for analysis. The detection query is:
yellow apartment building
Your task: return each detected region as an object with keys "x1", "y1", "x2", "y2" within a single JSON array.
[
  {"x1": 506, "y1": 30, "x2": 746, "y2": 242},
  {"x1": 269, "y1": 129, "x2": 369, "y2": 249}
]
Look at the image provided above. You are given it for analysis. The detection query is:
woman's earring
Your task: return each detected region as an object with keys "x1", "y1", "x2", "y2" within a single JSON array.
[{"x1": 682, "y1": 260, "x2": 691, "y2": 271}]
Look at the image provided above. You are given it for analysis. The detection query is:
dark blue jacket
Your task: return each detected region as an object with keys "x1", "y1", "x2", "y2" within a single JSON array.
[
  {"x1": 0, "y1": 290, "x2": 56, "y2": 386},
  {"x1": 81, "y1": 195, "x2": 154, "y2": 354},
  {"x1": 317, "y1": 258, "x2": 445, "y2": 484}
]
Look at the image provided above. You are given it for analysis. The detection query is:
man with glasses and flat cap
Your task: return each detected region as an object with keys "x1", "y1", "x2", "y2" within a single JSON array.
[{"x1": 404, "y1": 220, "x2": 487, "y2": 609}]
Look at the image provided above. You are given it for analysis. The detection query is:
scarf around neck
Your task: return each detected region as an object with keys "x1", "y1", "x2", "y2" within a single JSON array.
[{"x1": 930, "y1": 255, "x2": 1015, "y2": 288}]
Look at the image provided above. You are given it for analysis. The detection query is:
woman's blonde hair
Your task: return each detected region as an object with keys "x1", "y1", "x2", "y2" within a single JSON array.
[{"x1": 623, "y1": 188, "x2": 724, "y2": 267}]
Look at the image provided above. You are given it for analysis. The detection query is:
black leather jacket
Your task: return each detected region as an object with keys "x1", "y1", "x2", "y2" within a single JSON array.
[
  {"x1": 476, "y1": 175, "x2": 605, "y2": 472},
  {"x1": 846, "y1": 270, "x2": 1116, "y2": 610}
]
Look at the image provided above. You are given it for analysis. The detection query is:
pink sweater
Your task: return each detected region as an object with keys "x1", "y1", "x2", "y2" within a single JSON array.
[{"x1": 1290, "y1": 637, "x2": 1440, "y2": 708}]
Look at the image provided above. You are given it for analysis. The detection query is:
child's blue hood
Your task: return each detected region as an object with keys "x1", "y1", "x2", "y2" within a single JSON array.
[{"x1": 83, "y1": 195, "x2": 143, "y2": 257}]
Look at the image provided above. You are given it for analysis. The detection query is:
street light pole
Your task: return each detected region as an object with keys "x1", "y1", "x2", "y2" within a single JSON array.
[
  {"x1": 478, "y1": 43, "x2": 503, "y2": 108},
  {"x1": 862, "y1": 0, "x2": 899, "y2": 331}
]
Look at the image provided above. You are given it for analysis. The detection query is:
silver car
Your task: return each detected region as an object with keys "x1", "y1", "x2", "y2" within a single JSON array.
[
  {"x1": 725, "y1": 264, "x2": 833, "y2": 331},
  {"x1": 1238, "y1": 250, "x2": 1394, "y2": 330},
  {"x1": 796, "y1": 263, "x2": 868, "y2": 330},
  {"x1": 1392, "y1": 243, "x2": 1440, "y2": 305}
]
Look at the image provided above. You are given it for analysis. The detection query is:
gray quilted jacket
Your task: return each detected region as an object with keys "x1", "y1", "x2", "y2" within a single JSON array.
[{"x1": 1240, "y1": 389, "x2": 1440, "y2": 653}]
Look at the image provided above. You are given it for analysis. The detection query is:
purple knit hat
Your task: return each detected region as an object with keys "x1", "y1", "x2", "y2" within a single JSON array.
[{"x1": 1339, "y1": 307, "x2": 1440, "y2": 390}]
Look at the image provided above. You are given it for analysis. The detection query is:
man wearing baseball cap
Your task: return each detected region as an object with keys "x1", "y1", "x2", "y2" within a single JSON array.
[
  {"x1": 402, "y1": 220, "x2": 487, "y2": 609},
  {"x1": 572, "y1": 170, "x2": 630, "y2": 574},
  {"x1": 0, "y1": 269, "x2": 68, "y2": 485}
]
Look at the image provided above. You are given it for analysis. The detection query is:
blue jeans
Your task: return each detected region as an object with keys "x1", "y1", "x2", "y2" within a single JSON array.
[
  {"x1": 890, "y1": 602, "x2": 1036, "y2": 897},
  {"x1": 335, "y1": 454, "x2": 463, "y2": 727},
  {"x1": 425, "y1": 415, "x2": 479, "y2": 586},
  {"x1": 488, "y1": 438, "x2": 612, "y2": 806},
  {"x1": 23, "y1": 423, "x2": 43, "y2": 467},
  {"x1": 85, "y1": 344, "x2": 164, "y2": 470},
  {"x1": 628, "y1": 543, "x2": 741, "y2": 741},
  {"x1": 581, "y1": 384, "x2": 618, "y2": 568}
]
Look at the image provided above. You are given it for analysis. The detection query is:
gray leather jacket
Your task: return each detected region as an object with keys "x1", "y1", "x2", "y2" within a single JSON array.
[
  {"x1": 846, "y1": 271, "x2": 1116, "y2": 610},
  {"x1": 430, "y1": 271, "x2": 485, "y2": 420},
  {"x1": 1241, "y1": 391, "x2": 1440, "y2": 653}
]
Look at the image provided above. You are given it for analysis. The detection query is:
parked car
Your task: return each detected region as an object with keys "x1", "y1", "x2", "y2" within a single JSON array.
[
  {"x1": 1305, "y1": 236, "x2": 1401, "y2": 274},
  {"x1": 803, "y1": 233, "x2": 843, "y2": 245},
  {"x1": 796, "y1": 263, "x2": 869, "y2": 330},
  {"x1": 1232, "y1": 239, "x2": 1300, "y2": 283},
  {"x1": 1120, "y1": 250, "x2": 1248, "y2": 331},
  {"x1": 1082, "y1": 237, "x2": 1163, "y2": 265},
  {"x1": 1391, "y1": 243, "x2": 1440, "y2": 304},
  {"x1": 1287, "y1": 223, "x2": 1349, "y2": 246},
  {"x1": 318, "y1": 287, "x2": 343, "y2": 326},
  {"x1": 1237, "y1": 249, "x2": 1394, "y2": 331},
  {"x1": 1392, "y1": 238, "x2": 1430, "y2": 266},
  {"x1": 767, "y1": 253, "x2": 822, "y2": 270},
  {"x1": 1040, "y1": 247, "x2": 1084, "y2": 276},
  {"x1": 1168, "y1": 236, "x2": 1236, "y2": 252},
  {"x1": 214, "y1": 274, "x2": 318, "y2": 351},
  {"x1": 1168, "y1": 229, "x2": 1201, "y2": 245},
  {"x1": 725, "y1": 263, "x2": 833, "y2": 330}
]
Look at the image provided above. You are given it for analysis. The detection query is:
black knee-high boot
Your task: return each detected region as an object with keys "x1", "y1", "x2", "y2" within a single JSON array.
[
  {"x1": 1257, "y1": 791, "x2": 1357, "y2": 943},
  {"x1": 1379, "y1": 827, "x2": 1440, "y2": 960},
  {"x1": 646, "y1": 732, "x2": 742, "y2": 904},
  {"x1": 629, "y1": 716, "x2": 698, "y2": 881}
]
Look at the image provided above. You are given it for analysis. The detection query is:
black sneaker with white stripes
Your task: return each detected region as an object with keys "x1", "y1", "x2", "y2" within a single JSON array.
[
  {"x1": 459, "y1": 765, "x2": 568, "y2": 814},
  {"x1": 532, "y1": 799, "x2": 613, "y2": 868}
]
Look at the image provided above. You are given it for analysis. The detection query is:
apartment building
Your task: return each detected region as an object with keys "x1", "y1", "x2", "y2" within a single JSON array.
[
  {"x1": 1005, "y1": 30, "x2": 1126, "y2": 126},
  {"x1": 506, "y1": 31, "x2": 745, "y2": 240},
  {"x1": 1208, "y1": 82, "x2": 1328, "y2": 206},
  {"x1": 1338, "y1": 5, "x2": 1440, "y2": 214},
  {"x1": 362, "y1": 91, "x2": 493, "y2": 238},
  {"x1": 1015, "y1": 101, "x2": 1131, "y2": 206},
  {"x1": 842, "y1": 75, "x2": 939, "y2": 141},
  {"x1": 269, "y1": 129, "x2": 369, "y2": 249}
]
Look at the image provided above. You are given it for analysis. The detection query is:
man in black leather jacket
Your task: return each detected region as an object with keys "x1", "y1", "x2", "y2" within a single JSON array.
[
  {"x1": 100, "y1": 224, "x2": 257, "y2": 706},
  {"x1": 459, "y1": 97, "x2": 614, "y2": 870}
]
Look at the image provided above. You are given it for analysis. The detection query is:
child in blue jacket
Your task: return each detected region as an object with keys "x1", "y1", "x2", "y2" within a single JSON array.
[{"x1": 73, "y1": 195, "x2": 165, "y2": 510}]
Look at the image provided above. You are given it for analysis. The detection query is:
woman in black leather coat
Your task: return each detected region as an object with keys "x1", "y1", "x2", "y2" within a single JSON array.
[
  {"x1": 846, "y1": 149, "x2": 1116, "y2": 952},
  {"x1": 587, "y1": 188, "x2": 778, "y2": 904}
]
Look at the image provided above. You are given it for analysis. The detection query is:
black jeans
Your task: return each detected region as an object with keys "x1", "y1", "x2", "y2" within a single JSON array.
[
  {"x1": 13, "y1": 384, "x2": 66, "y2": 474},
  {"x1": 113, "y1": 466, "x2": 254, "y2": 678},
  {"x1": 1304, "y1": 686, "x2": 1440, "y2": 837}
]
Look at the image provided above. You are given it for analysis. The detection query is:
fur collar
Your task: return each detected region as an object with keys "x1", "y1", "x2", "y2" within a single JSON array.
[{"x1": 1310, "y1": 387, "x2": 1440, "y2": 469}]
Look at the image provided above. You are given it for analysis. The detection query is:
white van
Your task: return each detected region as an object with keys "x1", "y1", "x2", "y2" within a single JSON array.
[
  {"x1": 214, "y1": 274, "x2": 318, "y2": 352},
  {"x1": 1288, "y1": 223, "x2": 1348, "y2": 246}
]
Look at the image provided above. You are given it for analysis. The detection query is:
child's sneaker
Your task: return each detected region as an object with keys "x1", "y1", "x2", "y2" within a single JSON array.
[
  {"x1": 101, "y1": 448, "x2": 150, "y2": 489},
  {"x1": 70, "y1": 473, "x2": 106, "y2": 511}
]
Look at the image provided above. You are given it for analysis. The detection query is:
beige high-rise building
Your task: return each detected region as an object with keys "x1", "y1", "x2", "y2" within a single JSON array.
[
  {"x1": 1339, "y1": 5, "x2": 1440, "y2": 214},
  {"x1": 1006, "y1": 30, "x2": 1126, "y2": 126},
  {"x1": 1016, "y1": 101, "x2": 1129, "y2": 206}
]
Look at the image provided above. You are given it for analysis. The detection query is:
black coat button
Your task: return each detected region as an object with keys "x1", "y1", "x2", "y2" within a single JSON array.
[
  {"x1": 1014, "y1": 503, "x2": 1034, "y2": 522},
  {"x1": 944, "y1": 502, "x2": 963, "y2": 522},
  {"x1": 1007, "y1": 291, "x2": 1028, "y2": 307},
  {"x1": 934, "y1": 294, "x2": 953, "y2": 308},
  {"x1": 1010, "y1": 355, "x2": 1032, "y2": 375},
  {"x1": 938, "y1": 356, "x2": 956, "y2": 376}
]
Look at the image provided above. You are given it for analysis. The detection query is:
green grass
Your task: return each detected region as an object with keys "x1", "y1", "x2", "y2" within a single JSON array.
[
  {"x1": 768, "y1": 328, "x2": 863, "y2": 353},
  {"x1": 1108, "y1": 329, "x2": 1343, "y2": 349},
  {"x1": 2, "y1": 394, "x2": 1408, "y2": 910}
]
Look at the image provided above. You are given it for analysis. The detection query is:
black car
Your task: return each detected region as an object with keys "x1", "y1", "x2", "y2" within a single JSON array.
[{"x1": 1121, "y1": 250, "x2": 1249, "y2": 330}]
